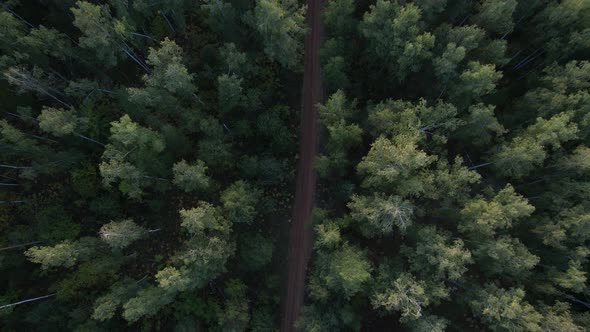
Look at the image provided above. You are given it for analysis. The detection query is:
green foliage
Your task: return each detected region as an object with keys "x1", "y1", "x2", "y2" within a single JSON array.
[
  {"x1": 248, "y1": 0, "x2": 306, "y2": 68},
  {"x1": 473, "y1": 0, "x2": 518, "y2": 35},
  {"x1": 349, "y1": 194, "x2": 414, "y2": 237},
  {"x1": 323, "y1": 0, "x2": 356, "y2": 36},
  {"x1": 473, "y1": 236, "x2": 540, "y2": 279},
  {"x1": 493, "y1": 112, "x2": 578, "y2": 178},
  {"x1": 99, "y1": 219, "x2": 146, "y2": 249},
  {"x1": 128, "y1": 38, "x2": 196, "y2": 109},
  {"x1": 459, "y1": 185, "x2": 535, "y2": 238},
  {"x1": 449, "y1": 61, "x2": 502, "y2": 105},
  {"x1": 217, "y1": 279, "x2": 250, "y2": 332},
  {"x1": 71, "y1": 1, "x2": 128, "y2": 67},
  {"x1": 238, "y1": 233, "x2": 273, "y2": 271},
  {"x1": 218, "y1": 73, "x2": 243, "y2": 113},
  {"x1": 3, "y1": 1, "x2": 590, "y2": 330},
  {"x1": 172, "y1": 160, "x2": 210, "y2": 192},
  {"x1": 470, "y1": 285, "x2": 543, "y2": 331},
  {"x1": 100, "y1": 114, "x2": 165, "y2": 199},
  {"x1": 360, "y1": 2, "x2": 435, "y2": 81},
  {"x1": 221, "y1": 181, "x2": 261, "y2": 224},
  {"x1": 37, "y1": 107, "x2": 81, "y2": 136},
  {"x1": 404, "y1": 314, "x2": 449, "y2": 332},
  {"x1": 403, "y1": 226, "x2": 472, "y2": 281},
  {"x1": 357, "y1": 135, "x2": 436, "y2": 196},
  {"x1": 372, "y1": 272, "x2": 430, "y2": 319},
  {"x1": 26, "y1": 241, "x2": 80, "y2": 270},
  {"x1": 311, "y1": 244, "x2": 372, "y2": 300},
  {"x1": 456, "y1": 103, "x2": 505, "y2": 146},
  {"x1": 179, "y1": 202, "x2": 228, "y2": 235},
  {"x1": 92, "y1": 280, "x2": 140, "y2": 321},
  {"x1": 122, "y1": 286, "x2": 175, "y2": 322}
]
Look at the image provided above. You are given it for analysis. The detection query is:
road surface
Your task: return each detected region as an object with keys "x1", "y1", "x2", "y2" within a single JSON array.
[{"x1": 281, "y1": 0, "x2": 321, "y2": 331}]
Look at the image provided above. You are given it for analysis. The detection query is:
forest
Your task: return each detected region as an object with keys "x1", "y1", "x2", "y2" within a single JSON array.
[{"x1": 1, "y1": 0, "x2": 589, "y2": 331}]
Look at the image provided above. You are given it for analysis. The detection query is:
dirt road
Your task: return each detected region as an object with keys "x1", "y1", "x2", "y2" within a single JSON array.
[{"x1": 280, "y1": 0, "x2": 321, "y2": 331}]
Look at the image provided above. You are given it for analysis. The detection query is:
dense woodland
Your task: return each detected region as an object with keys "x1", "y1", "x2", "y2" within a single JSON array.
[
  {"x1": 0, "y1": 0, "x2": 589, "y2": 331},
  {"x1": 303, "y1": 0, "x2": 590, "y2": 331},
  {"x1": 1, "y1": 0, "x2": 305, "y2": 330}
]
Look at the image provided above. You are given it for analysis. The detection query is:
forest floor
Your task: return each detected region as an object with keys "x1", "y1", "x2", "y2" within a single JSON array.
[{"x1": 280, "y1": 0, "x2": 321, "y2": 331}]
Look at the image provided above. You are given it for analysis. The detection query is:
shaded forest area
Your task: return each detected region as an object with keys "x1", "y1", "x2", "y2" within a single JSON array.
[
  {"x1": 1, "y1": 0, "x2": 590, "y2": 331},
  {"x1": 1, "y1": 0, "x2": 306, "y2": 330}
]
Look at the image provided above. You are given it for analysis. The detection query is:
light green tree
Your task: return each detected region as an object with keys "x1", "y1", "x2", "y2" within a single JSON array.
[
  {"x1": 372, "y1": 273, "x2": 431, "y2": 320},
  {"x1": 172, "y1": 160, "x2": 210, "y2": 192},
  {"x1": 459, "y1": 184, "x2": 535, "y2": 237},
  {"x1": 220, "y1": 181, "x2": 261, "y2": 224},
  {"x1": 310, "y1": 244, "x2": 372, "y2": 300},
  {"x1": 403, "y1": 226, "x2": 473, "y2": 281},
  {"x1": 71, "y1": 1, "x2": 129, "y2": 67},
  {"x1": 473, "y1": 236, "x2": 540, "y2": 279},
  {"x1": 357, "y1": 135, "x2": 436, "y2": 196},
  {"x1": 99, "y1": 219, "x2": 146, "y2": 249},
  {"x1": 470, "y1": 285, "x2": 543, "y2": 331},
  {"x1": 348, "y1": 194, "x2": 414, "y2": 237}
]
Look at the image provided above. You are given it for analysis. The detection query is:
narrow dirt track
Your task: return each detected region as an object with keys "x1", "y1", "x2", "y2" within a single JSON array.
[{"x1": 281, "y1": 0, "x2": 321, "y2": 331}]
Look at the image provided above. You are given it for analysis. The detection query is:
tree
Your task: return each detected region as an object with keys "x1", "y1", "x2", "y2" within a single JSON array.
[
  {"x1": 179, "y1": 201, "x2": 227, "y2": 235},
  {"x1": 238, "y1": 233, "x2": 273, "y2": 271},
  {"x1": 220, "y1": 181, "x2": 261, "y2": 224},
  {"x1": 314, "y1": 222, "x2": 341, "y2": 250},
  {"x1": 550, "y1": 260, "x2": 587, "y2": 293},
  {"x1": 449, "y1": 61, "x2": 502, "y2": 106},
  {"x1": 71, "y1": 1, "x2": 129, "y2": 67},
  {"x1": 217, "y1": 279, "x2": 250, "y2": 332},
  {"x1": 473, "y1": 0, "x2": 518, "y2": 35},
  {"x1": 455, "y1": 103, "x2": 505, "y2": 147},
  {"x1": 323, "y1": 56, "x2": 350, "y2": 92},
  {"x1": 128, "y1": 38, "x2": 196, "y2": 109},
  {"x1": 372, "y1": 273, "x2": 430, "y2": 320},
  {"x1": 172, "y1": 160, "x2": 210, "y2": 192},
  {"x1": 357, "y1": 135, "x2": 436, "y2": 196},
  {"x1": 473, "y1": 236, "x2": 540, "y2": 279},
  {"x1": 492, "y1": 112, "x2": 578, "y2": 178},
  {"x1": 433, "y1": 42, "x2": 466, "y2": 83},
  {"x1": 423, "y1": 157, "x2": 481, "y2": 204},
  {"x1": 99, "y1": 160, "x2": 146, "y2": 200},
  {"x1": 218, "y1": 73, "x2": 243, "y2": 113},
  {"x1": 248, "y1": 0, "x2": 306, "y2": 68},
  {"x1": 532, "y1": 0, "x2": 590, "y2": 60},
  {"x1": 219, "y1": 43, "x2": 247, "y2": 75},
  {"x1": 37, "y1": 107, "x2": 102, "y2": 145},
  {"x1": 540, "y1": 302, "x2": 585, "y2": 332},
  {"x1": 92, "y1": 280, "x2": 140, "y2": 321},
  {"x1": 402, "y1": 226, "x2": 472, "y2": 281},
  {"x1": 310, "y1": 244, "x2": 372, "y2": 300},
  {"x1": 367, "y1": 98, "x2": 460, "y2": 143},
  {"x1": 122, "y1": 286, "x2": 175, "y2": 322},
  {"x1": 25, "y1": 237, "x2": 100, "y2": 270},
  {"x1": 99, "y1": 219, "x2": 146, "y2": 249},
  {"x1": 360, "y1": 2, "x2": 435, "y2": 81},
  {"x1": 323, "y1": 0, "x2": 357, "y2": 37},
  {"x1": 470, "y1": 285, "x2": 543, "y2": 331},
  {"x1": 459, "y1": 185, "x2": 534, "y2": 238},
  {"x1": 100, "y1": 114, "x2": 165, "y2": 199},
  {"x1": 25, "y1": 241, "x2": 80, "y2": 270},
  {"x1": 38, "y1": 107, "x2": 80, "y2": 137},
  {"x1": 348, "y1": 194, "x2": 414, "y2": 237},
  {"x1": 404, "y1": 314, "x2": 449, "y2": 332}
]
